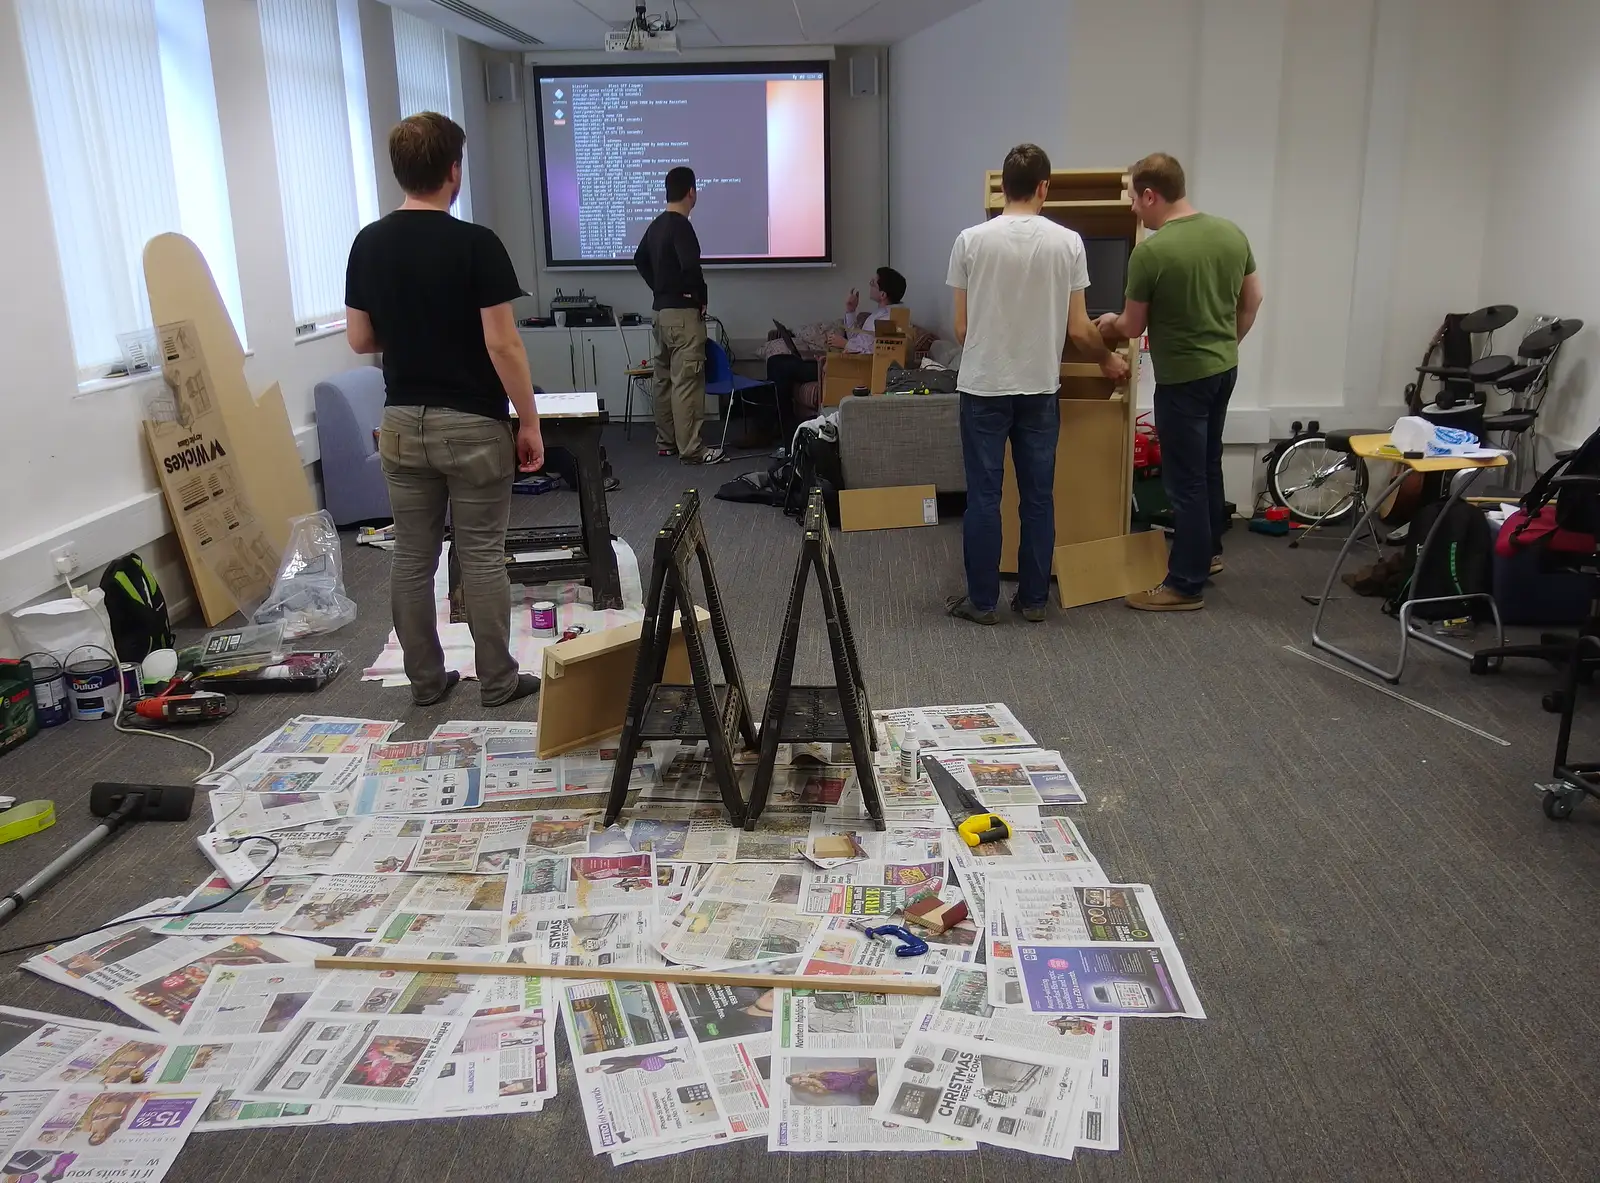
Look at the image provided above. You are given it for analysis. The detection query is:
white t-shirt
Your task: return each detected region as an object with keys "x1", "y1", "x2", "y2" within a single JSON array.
[{"x1": 946, "y1": 215, "x2": 1089, "y2": 397}]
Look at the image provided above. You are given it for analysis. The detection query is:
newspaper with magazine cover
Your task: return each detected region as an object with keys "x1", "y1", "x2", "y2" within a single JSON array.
[
  {"x1": 157, "y1": 875, "x2": 318, "y2": 935},
  {"x1": 0, "y1": 1007, "x2": 166, "y2": 1088},
  {"x1": 930, "y1": 748, "x2": 1086, "y2": 807},
  {"x1": 197, "y1": 820, "x2": 361, "y2": 886},
  {"x1": 670, "y1": 981, "x2": 779, "y2": 1140},
  {"x1": 263, "y1": 716, "x2": 398, "y2": 755},
  {"x1": 19, "y1": 901, "x2": 188, "y2": 996},
  {"x1": 103, "y1": 934, "x2": 335, "y2": 1034},
  {"x1": 243, "y1": 1014, "x2": 463, "y2": 1109},
  {"x1": 153, "y1": 1034, "x2": 330, "y2": 1130},
  {"x1": 503, "y1": 853, "x2": 656, "y2": 932},
  {"x1": 1, "y1": 1084, "x2": 214, "y2": 1182},
  {"x1": 352, "y1": 739, "x2": 484, "y2": 815}
]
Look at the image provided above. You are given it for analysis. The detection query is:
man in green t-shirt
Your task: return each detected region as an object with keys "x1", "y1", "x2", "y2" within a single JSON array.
[{"x1": 1098, "y1": 153, "x2": 1264, "y2": 611}]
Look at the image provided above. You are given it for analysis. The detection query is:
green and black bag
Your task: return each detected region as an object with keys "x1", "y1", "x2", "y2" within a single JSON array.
[{"x1": 99, "y1": 553, "x2": 174, "y2": 663}]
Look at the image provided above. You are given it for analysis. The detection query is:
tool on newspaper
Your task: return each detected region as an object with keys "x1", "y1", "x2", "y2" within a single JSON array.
[
  {"x1": 848, "y1": 921, "x2": 930, "y2": 957},
  {"x1": 921, "y1": 753, "x2": 1012, "y2": 846},
  {"x1": 902, "y1": 890, "x2": 970, "y2": 935},
  {"x1": 317, "y1": 957, "x2": 941, "y2": 996}
]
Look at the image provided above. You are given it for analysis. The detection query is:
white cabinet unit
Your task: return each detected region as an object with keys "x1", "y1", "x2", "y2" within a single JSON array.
[{"x1": 519, "y1": 325, "x2": 655, "y2": 424}]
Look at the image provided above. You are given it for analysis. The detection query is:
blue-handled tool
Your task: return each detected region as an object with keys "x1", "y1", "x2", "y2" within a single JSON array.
[{"x1": 850, "y1": 922, "x2": 929, "y2": 957}]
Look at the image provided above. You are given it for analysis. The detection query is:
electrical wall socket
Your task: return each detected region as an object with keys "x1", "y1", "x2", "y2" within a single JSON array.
[{"x1": 49, "y1": 542, "x2": 80, "y2": 578}]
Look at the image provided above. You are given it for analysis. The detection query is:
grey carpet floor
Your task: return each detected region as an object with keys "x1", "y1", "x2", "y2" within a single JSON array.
[{"x1": 3, "y1": 429, "x2": 1598, "y2": 1182}]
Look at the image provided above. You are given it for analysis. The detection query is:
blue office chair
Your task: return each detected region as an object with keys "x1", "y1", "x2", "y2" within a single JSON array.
[{"x1": 705, "y1": 339, "x2": 780, "y2": 451}]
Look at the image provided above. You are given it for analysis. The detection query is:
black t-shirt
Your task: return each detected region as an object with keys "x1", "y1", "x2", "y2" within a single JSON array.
[{"x1": 344, "y1": 210, "x2": 523, "y2": 420}]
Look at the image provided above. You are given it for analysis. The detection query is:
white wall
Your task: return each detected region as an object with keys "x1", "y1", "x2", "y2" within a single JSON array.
[
  {"x1": 476, "y1": 52, "x2": 891, "y2": 344},
  {"x1": 0, "y1": 0, "x2": 398, "y2": 623},
  {"x1": 891, "y1": 0, "x2": 1508, "y2": 443},
  {"x1": 1479, "y1": 0, "x2": 1599, "y2": 456}
]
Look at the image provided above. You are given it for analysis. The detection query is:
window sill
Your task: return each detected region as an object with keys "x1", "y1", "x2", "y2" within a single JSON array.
[
  {"x1": 75, "y1": 371, "x2": 163, "y2": 398},
  {"x1": 296, "y1": 324, "x2": 347, "y2": 345}
]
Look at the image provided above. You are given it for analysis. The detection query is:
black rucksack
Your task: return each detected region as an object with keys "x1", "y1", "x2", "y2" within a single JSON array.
[
  {"x1": 1385, "y1": 500, "x2": 1495, "y2": 621},
  {"x1": 99, "y1": 553, "x2": 174, "y2": 663}
]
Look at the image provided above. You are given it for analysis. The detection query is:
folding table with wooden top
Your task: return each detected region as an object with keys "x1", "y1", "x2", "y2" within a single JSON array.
[{"x1": 1311, "y1": 433, "x2": 1507, "y2": 683}]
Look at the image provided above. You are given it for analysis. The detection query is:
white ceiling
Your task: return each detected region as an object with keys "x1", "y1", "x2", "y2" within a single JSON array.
[{"x1": 389, "y1": 0, "x2": 984, "y2": 51}]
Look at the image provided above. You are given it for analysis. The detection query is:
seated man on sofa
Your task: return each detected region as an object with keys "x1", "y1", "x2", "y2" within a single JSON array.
[{"x1": 766, "y1": 267, "x2": 911, "y2": 415}]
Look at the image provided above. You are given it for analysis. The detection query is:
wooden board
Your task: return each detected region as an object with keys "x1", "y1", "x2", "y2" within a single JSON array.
[
  {"x1": 144, "y1": 233, "x2": 316, "y2": 621},
  {"x1": 1052, "y1": 531, "x2": 1169, "y2": 609},
  {"x1": 839, "y1": 485, "x2": 938, "y2": 531},
  {"x1": 536, "y1": 609, "x2": 705, "y2": 757}
]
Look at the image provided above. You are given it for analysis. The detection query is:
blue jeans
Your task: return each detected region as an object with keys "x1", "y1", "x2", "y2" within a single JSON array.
[
  {"x1": 1154, "y1": 367, "x2": 1236, "y2": 596},
  {"x1": 960, "y1": 393, "x2": 1060, "y2": 611}
]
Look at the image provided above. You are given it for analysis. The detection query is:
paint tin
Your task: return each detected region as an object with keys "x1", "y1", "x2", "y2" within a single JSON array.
[
  {"x1": 64, "y1": 645, "x2": 120, "y2": 722},
  {"x1": 21, "y1": 652, "x2": 69, "y2": 728},
  {"x1": 531, "y1": 601, "x2": 558, "y2": 638},
  {"x1": 119, "y1": 662, "x2": 145, "y2": 703}
]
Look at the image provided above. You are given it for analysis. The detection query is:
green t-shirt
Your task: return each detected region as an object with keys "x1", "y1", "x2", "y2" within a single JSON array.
[{"x1": 1126, "y1": 213, "x2": 1255, "y2": 385}]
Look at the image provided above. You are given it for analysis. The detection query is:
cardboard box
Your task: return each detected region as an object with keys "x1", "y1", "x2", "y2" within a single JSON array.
[
  {"x1": 1052, "y1": 531, "x2": 1169, "y2": 609},
  {"x1": 820, "y1": 307, "x2": 915, "y2": 404},
  {"x1": 821, "y1": 352, "x2": 872, "y2": 407},
  {"x1": 839, "y1": 485, "x2": 939, "y2": 531}
]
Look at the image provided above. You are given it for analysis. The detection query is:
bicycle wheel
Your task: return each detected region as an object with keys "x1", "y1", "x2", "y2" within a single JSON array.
[{"x1": 1267, "y1": 434, "x2": 1367, "y2": 525}]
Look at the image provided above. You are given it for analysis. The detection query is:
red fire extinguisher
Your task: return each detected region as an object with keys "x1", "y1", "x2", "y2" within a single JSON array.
[{"x1": 1133, "y1": 413, "x2": 1161, "y2": 476}]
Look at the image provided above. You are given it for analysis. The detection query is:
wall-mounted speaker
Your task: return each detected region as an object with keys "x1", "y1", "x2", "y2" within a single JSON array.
[
  {"x1": 485, "y1": 59, "x2": 518, "y2": 104},
  {"x1": 849, "y1": 52, "x2": 879, "y2": 98}
]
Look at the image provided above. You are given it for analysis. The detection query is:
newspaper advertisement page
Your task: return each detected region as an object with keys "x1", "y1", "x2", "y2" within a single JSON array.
[
  {"x1": 213, "y1": 789, "x2": 347, "y2": 839},
  {"x1": 655, "y1": 860, "x2": 706, "y2": 909},
  {"x1": 180, "y1": 963, "x2": 329, "y2": 1038},
  {"x1": 373, "y1": 874, "x2": 508, "y2": 948},
  {"x1": 563, "y1": 1014, "x2": 725, "y2": 1154},
  {"x1": 157, "y1": 875, "x2": 318, "y2": 935},
  {"x1": 1, "y1": 1085, "x2": 214, "y2": 1182},
  {"x1": 243, "y1": 1014, "x2": 463, "y2": 1109},
  {"x1": 264, "y1": 716, "x2": 397, "y2": 754},
  {"x1": 198, "y1": 820, "x2": 361, "y2": 886},
  {"x1": 902, "y1": 703, "x2": 1035, "y2": 751},
  {"x1": 769, "y1": 993, "x2": 967, "y2": 1153},
  {"x1": 277, "y1": 874, "x2": 421, "y2": 939},
  {"x1": 19, "y1": 907, "x2": 191, "y2": 997},
  {"x1": 154, "y1": 1035, "x2": 329, "y2": 1130},
  {"x1": 503, "y1": 854, "x2": 656, "y2": 929},
  {"x1": 432, "y1": 1005, "x2": 555, "y2": 1114},
  {"x1": 778, "y1": 983, "x2": 921, "y2": 1053},
  {"x1": 409, "y1": 815, "x2": 532, "y2": 874},
  {"x1": 477, "y1": 736, "x2": 561, "y2": 801},
  {"x1": 338, "y1": 817, "x2": 427, "y2": 875},
  {"x1": 353, "y1": 739, "x2": 484, "y2": 816},
  {"x1": 0, "y1": 1090, "x2": 55, "y2": 1157},
  {"x1": 523, "y1": 811, "x2": 600, "y2": 854},
  {"x1": 669, "y1": 982, "x2": 776, "y2": 1138},
  {"x1": 431, "y1": 720, "x2": 538, "y2": 740},
  {"x1": 999, "y1": 881, "x2": 1172, "y2": 945},
  {"x1": 658, "y1": 864, "x2": 818, "y2": 969},
  {"x1": 914, "y1": 965, "x2": 1119, "y2": 1151},
  {"x1": 731, "y1": 812, "x2": 814, "y2": 862},
  {"x1": 1016, "y1": 944, "x2": 1205, "y2": 1018},
  {"x1": 508, "y1": 910, "x2": 661, "y2": 969},
  {"x1": 872, "y1": 1032, "x2": 1088, "y2": 1159},
  {"x1": 943, "y1": 816, "x2": 1108, "y2": 879},
  {"x1": 228, "y1": 752, "x2": 362, "y2": 794},
  {"x1": 932, "y1": 749, "x2": 1086, "y2": 808},
  {"x1": 800, "y1": 826, "x2": 946, "y2": 915},
  {"x1": 0, "y1": 1008, "x2": 166, "y2": 1088},
  {"x1": 106, "y1": 935, "x2": 335, "y2": 1034}
]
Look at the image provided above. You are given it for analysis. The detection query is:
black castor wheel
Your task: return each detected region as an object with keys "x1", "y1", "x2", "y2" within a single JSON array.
[
  {"x1": 1470, "y1": 655, "x2": 1491, "y2": 675},
  {"x1": 1543, "y1": 790, "x2": 1575, "y2": 821},
  {"x1": 1543, "y1": 690, "x2": 1567, "y2": 714}
]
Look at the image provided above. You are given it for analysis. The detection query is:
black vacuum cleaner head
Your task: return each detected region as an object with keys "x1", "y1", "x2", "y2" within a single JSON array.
[{"x1": 89, "y1": 782, "x2": 195, "y2": 822}]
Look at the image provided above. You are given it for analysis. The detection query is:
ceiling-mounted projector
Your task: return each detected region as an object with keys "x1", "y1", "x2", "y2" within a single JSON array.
[{"x1": 604, "y1": 27, "x2": 678, "y2": 52}]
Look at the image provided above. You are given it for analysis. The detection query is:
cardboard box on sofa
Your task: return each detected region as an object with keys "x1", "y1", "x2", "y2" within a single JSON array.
[{"x1": 821, "y1": 308, "x2": 912, "y2": 405}]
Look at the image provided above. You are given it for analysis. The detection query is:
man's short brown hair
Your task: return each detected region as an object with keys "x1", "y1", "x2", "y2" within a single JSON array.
[
  {"x1": 1001, "y1": 143, "x2": 1052, "y2": 202},
  {"x1": 389, "y1": 112, "x2": 466, "y2": 195},
  {"x1": 1130, "y1": 153, "x2": 1186, "y2": 203}
]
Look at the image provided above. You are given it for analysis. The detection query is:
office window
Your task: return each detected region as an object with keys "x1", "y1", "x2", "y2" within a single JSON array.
[
  {"x1": 391, "y1": 7, "x2": 472, "y2": 219},
  {"x1": 17, "y1": 0, "x2": 245, "y2": 377},
  {"x1": 259, "y1": 0, "x2": 379, "y2": 332}
]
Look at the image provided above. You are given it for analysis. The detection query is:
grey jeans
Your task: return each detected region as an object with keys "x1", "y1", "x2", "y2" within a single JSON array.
[{"x1": 378, "y1": 405, "x2": 520, "y2": 705}]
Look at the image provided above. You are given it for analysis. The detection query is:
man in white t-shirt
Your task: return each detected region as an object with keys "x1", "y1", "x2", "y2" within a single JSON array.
[{"x1": 945, "y1": 143, "x2": 1130, "y2": 624}]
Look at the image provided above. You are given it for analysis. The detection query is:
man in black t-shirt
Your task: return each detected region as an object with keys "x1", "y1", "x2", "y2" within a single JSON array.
[
  {"x1": 633, "y1": 167, "x2": 723, "y2": 465},
  {"x1": 345, "y1": 112, "x2": 542, "y2": 709}
]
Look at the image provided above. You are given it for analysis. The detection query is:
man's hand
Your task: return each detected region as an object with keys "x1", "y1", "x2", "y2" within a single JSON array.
[
  {"x1": 517, "y1": 422, "x2": 545, "y2": 473},
  {"x1": 1100, "y1": 351, "x2": 1131, "y2": 383},
  {"x1": 826, "y1": 331, "x2": 849, "y2": 350},
  {"x1": 1096, "y1": 312, "x2": 1122, "y2": 344},
  {"x1": 845, "y1": 288, "x2": 860, "y2": 314}
]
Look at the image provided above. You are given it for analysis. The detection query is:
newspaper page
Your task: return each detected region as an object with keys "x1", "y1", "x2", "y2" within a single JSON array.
[
  {"x1": 998, "y1": 880, "x2": 1172, "y2": 945},
  {"x1": 769, "y1": 993, "x2": 967, "y2": 1152},
  {"x1": 0, "y1": 1008, "x2": 166, "y2": 1088},
  {"x1": 0, "y1": 1090, "x2": 55, "y2": 1157},
  {"x1": 562, "y1": 982, "x2": 726, "y2": 1155},
  {"x1": 943, "y1": 816, "x2": 1107, "y2": 879},
  {"x1": 523, "y1": 811, "x2": 601, "y2": 854},
  {"x1": 212, "y1": 789, "x2": 347, "y2": 839},
  {"x1": 732, "y1": 812, "x2": 814, "y2": 862},
  {"x1": 562, "y1": 737, "x2": 657, "y2": 795},
  {"x1": 800, "y1": 826, "x2": 946, "y2": 915},
  {"x1": 264, "y1": 716, "x2": 398, "y2": 754},
  {"x1": 154, "y1": 1034, "x2": 329, "y2": 1130},
  {"x1": 373, "y1": 910, "x2": 505, "y2": 950},
  {"x1": 180, "y1": 963, "x2": 329, "y2": 1038},
  {"x1": 337, "y1": 817, "x2": 427, "y2": 874},
  {"x1": 798, "y1": 916, "x2": 970, "y2": 978},
  {"x1": 658, "y1": 863, "x2": 819, "y2": 969},
  {"x1": 898, "y1": 703, "x2": 1035, "y2": 751},
  {"x1": 156, "y1": 875, "x2": 318, "y2": 935},
  {"x1": 503, "y1": 854, "x2": 656, "y2": 929},
  {"x1": 228, "y1": 752, "x2": 363, "y2": 794},
  {"x1": 302, "y1": 965, "x2": 485, "y2": 1019},
  {"x1": 476, "y1": 736, "x2": 561, "y2": 801},
  {"x1": 394, "y1": 873, "x2": 507, "y2": 915},
  {"x1": 2, "y1": 1084, "x2": 214, "y2": 1182},
  {"x1": 353, "y1": 739, "x2": 484, "y2": 815},
  {"x1": 430, "y1": 720, "x2": 538, "y2": 741},
  {"x1": 1016, "y1": 943, "x2": 1205, "y2": 1018},
  {"x1": 243, "y1": 1014, "x2": 462, "y2": 1109},
  {"x1": 104, "y1": 935, "x2": 335, "y2": 1034},
  {"x1": 19, "y1": 904, "x2": 190, "y2": 997},
  {"x1": 594, "y1": 816, "x2": 738, "y2": 863},
  {"x1": 276, "y1": 874, "x2": 421, "y2": 939},
  {"x1": 408, "y1": 816, "x2": 531, "y2": 874},
  {"x1": 913, "y1": 965, "x2": 1120, "y2": 1151},
  {"x1": 931, "y1": 748, "x2": 1086, "y2": 808},
  {"x1": 507, "y1": 910, "x2": 661, "y2": 969},
  {"x1": 669, "y1": 983, "x2": 775, "y2": 1139},
  {"x1": 431, "y1": 1004, "x2": 555, "y2": 1114},
  {"x1": 777, "y1": 981, "x2": 922, "y2": 1052},
  {"x1": 197, "y1": 820, "x2": 361, "y2": 886},
  {"x1": 656, "y1": 860, "x2": 707, "y2": 909},
  {"x1": 872, "y1": 1031, "x2": 1088, "y2": 1159}
]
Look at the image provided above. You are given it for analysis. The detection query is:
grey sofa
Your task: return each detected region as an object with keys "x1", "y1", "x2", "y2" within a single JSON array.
[
  {"x1": 837, "y1": 392, "x2": 965, "y2": 492},
  {"x1": 314, "y1": 366, "x2": 391, "y2": 526}
]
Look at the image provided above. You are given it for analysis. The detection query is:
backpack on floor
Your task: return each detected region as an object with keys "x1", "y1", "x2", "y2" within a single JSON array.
[
  {"x1": 1384, "y1": 500, "x2": 1495, "y2": 621},
  {"x1": 99, "y1": 553, "x2": 174, "y2": 663}
]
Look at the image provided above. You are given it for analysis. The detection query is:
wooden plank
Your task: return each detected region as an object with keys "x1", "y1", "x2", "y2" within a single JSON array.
[
  {"x1": 316, "y1": 957, "x2": 943, "y2": 997},
  {"x1": 1053, "y1": 531, "x2": 1169, "y2": 609}
]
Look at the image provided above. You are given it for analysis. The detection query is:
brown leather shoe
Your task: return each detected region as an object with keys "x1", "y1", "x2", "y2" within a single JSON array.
[{"x1": 1125, "y1": 583, "x2": 1205, "y2": 612}]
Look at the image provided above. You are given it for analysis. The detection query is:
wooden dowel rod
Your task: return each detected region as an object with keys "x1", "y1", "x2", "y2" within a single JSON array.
[{"x1": 315, "y1": 957, "x2": 941, "y2": 997}]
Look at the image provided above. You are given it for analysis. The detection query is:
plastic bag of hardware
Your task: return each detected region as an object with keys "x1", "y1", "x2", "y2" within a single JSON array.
[{"x1": 252, "y1": 511, "x2": 357, "y2": 639}]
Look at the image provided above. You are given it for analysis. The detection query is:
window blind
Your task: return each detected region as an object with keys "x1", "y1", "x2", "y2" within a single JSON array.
[{"x1": 392, "y1": 7, "x2": 472, "y2": 219}]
